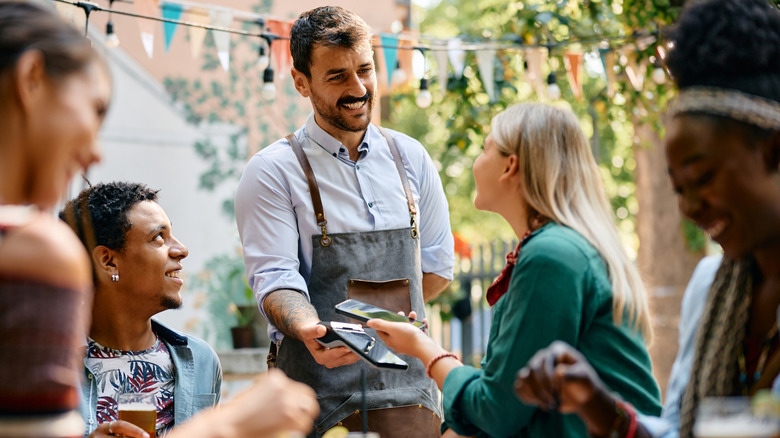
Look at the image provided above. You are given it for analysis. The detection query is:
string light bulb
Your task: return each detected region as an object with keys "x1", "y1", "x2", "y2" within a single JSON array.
[
  {"x1": 546, "y1": 71, "x2": 561, "y2": 100},
  {"x1": 106, "y1": 21, "x2": 120, "y2": 49},
  {"x1": 257, "y1": 44, "x2": 270, "y2": 71},
  {"x1": 416, "y1": 78, "x2": 432, "y2": 108},
  {"x1": 391, "y1": 60, "x2": 407, "y2": 88},
  {"x1": 105, "y1": 0, "x2": 119, "y2": 49},
  {"x1": 650, "y1": 54, "x2": 667, "y2": 85},
  {"x1": 260, "y1": 66, "x2": 276, "y2": 101},
  {"x1": 651, "y1": 67, "x2": 667, "y2": 85}
]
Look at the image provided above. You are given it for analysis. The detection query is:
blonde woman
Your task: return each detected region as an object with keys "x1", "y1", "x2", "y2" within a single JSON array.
[{"x1": 369, "y1": 103, "x2": 661, "y2": 437}]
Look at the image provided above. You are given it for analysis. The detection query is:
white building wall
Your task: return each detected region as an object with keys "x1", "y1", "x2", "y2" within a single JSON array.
[{"x1": 71, "y1": 43, "x2": 243, "y2": 344}]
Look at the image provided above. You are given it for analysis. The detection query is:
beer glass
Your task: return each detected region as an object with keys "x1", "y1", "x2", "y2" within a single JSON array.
[
  {"x1": 118, "y1": 393, "x2": 156, "y2": 437},
  {"x1": 694, "y1": 397, "x2": 780, "y2": 438}
]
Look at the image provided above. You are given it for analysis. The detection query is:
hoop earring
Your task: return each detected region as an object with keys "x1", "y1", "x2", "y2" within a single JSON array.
[{"x1": 111, "y1": 274, "x2": 119, "y2": 282}]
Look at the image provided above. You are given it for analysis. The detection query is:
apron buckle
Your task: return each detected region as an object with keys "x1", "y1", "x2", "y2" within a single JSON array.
[{"x1": 318, "y1": 220, "x2": 332, "y2": 246}]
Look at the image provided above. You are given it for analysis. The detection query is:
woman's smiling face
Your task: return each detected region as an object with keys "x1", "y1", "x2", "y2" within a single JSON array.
[{"x1": 665, "y1": 114, "x2": 780, "y2": 259}]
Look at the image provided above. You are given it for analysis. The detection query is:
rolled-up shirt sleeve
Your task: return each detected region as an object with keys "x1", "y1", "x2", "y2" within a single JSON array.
[{"x1": 235, "y1": 147, "x2": 309, "y2": 342}]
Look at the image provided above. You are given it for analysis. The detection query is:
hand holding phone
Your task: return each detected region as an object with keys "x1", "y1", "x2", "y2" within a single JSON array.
[
  {"x1": 335, "y1": 299, "x2": 427, "y2": 330},
  {"x1": 314, "y1": 321, "x2": 408, "y2": 370}
]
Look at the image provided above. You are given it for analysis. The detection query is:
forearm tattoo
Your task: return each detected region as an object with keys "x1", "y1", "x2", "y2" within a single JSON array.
[{"x1": 264, "y1": 289, "x2": 319, "y2": 340}]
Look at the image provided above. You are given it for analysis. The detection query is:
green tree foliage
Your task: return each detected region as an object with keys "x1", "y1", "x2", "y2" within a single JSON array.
[{"x1": 385, "y1": 0, "x2": 690, "y2": 248}]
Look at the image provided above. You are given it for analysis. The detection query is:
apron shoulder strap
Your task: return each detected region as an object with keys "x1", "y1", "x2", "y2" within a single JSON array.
[
  {"x1": 286, "y1": 133, "x2": 331, "y2": 247},
  {"x1": 377, "y1": 127, "x2": 419, "y2": 239}
]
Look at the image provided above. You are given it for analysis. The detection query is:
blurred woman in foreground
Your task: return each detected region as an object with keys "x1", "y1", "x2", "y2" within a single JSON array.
[{"x1": 0, "y1": 3, "x2": 316, "y2": 437}]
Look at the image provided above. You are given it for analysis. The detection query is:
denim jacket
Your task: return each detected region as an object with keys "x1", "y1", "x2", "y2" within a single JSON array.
[
  {"x1": 80, "y1": 320, "x2": 222, "y2": 437},
  {"x1": 638, "y1": 255, "x2": 780, "y2": 437}
]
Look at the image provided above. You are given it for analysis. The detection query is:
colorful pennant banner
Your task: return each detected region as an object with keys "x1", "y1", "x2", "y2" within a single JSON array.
[
  {"x1": 380, "y1": 33, "x2": 399, "y2": 88},
  {"x1": 186, "y1": 9, "x2": 209, "y2": 58},
  {"x1": 210, "y1": 9, "x2": 233, "y2": 71},
  {"x1": 135, "y1": 0, "x2": 159, "y2": 58},
  {"x1": 476, "y1": 49, "x2": 497, "y2": 102},
  {"x1": 161, "y1": 3, "x2": 183, "y2": 52},
  {"x1": 564, "y1": 51, "x2": 584, "y2": 101}
]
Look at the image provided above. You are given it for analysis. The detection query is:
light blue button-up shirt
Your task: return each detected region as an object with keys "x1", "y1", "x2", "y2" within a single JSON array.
[{"x1": 235, "y1": 113, "x2": 455, "y2": 342}]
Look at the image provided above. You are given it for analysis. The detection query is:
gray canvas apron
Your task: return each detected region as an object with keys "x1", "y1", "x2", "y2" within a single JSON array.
[{"x1": 276, "y1": 129, "x2": 441, "y2": 438}]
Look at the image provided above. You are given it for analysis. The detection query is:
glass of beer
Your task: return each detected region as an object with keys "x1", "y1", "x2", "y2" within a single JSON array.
[
  {"x1": 694, "y1": 397, "x2": 780, "y2": 438},
  {"x1": 118, "y1": 393, "x2": 156, "y2": 437}
]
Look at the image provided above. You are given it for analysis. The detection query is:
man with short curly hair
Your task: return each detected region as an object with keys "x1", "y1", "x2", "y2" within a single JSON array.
[{"x1": 61, "y1": 182, "x2": 221, "y2": 438}]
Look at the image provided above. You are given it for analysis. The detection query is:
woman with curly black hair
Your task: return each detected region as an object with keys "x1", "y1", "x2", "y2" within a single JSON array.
[{"x1": 513, "y1": 0, "x2": 780, "y2": 437}]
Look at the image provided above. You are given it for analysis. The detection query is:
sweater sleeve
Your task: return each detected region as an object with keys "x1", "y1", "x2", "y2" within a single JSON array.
[{"x1": 442, "y1": 234, "x2": 590, "y2": 437}]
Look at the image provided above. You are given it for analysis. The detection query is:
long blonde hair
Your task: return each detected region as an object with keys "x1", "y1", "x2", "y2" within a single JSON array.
[{"x1": 492, "y1": 103, "x2": 652, "y2": 340}]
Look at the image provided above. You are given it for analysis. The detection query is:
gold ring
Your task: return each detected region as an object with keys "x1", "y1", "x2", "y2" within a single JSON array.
[{"x1": 108, "y1": 421, "x2": 114, "y2": 435}]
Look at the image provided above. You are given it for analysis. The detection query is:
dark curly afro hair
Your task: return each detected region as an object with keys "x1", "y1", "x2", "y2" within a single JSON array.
[
  {"x1": 664, "y1": 0, "x2": 780, "y2": 102},
  {"x1": 60, "y1": 181, "x2": 159, "y2": 252}
]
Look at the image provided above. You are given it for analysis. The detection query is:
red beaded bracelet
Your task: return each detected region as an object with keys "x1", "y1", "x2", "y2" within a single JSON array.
[
  {"x1": 425, "y1": 352, "x2": 459, "y2": 378},
  {"x1": 608, "y1": 400, "x2": 637, "y2": 438}
]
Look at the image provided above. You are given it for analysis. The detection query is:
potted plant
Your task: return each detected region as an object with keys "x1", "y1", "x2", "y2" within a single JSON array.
[
  {"x1": 196, "y1": 251, "x2": 269, "y2": 349},
  {"x1": 227, "y1": 283, "x2": 258, "y2": 349}
]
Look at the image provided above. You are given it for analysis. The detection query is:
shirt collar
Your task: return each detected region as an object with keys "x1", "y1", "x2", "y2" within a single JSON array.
[{"x1": 303, "y1": 112, "x2": 375, "y2": 156}]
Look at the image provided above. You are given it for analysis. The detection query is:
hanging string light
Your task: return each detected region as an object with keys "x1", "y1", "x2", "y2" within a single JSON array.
[
  {"x1": 105, "y1": 0, "x2": 120, "y2": 48},
  {"x1": 415, "y1": 48, "x2": 432, "y2": 108},
  {"x1": 255, "y1": 19, "x2": 270, "y2": 71},
  {"x1": 391, "y1": 60, "x2": 407, "y2": 88},
  {"x1": 546, "y1": 71, "x2": 561, "y2": 100},
  {"x1": 259, "y1": 35, "x2": 276, "y2": 101},
  {"x1": 77, "y1": 1, "x2": 99, "y2": 37},
  {"x1": 416, "y1": 78, "x2": 432, "y2": 108},
  {"x1": 261, "y1": 65, "x2": 275, "y2": 100},
  {"x1": 650, "y1": 55, "x2": 666, "y2": 85}
]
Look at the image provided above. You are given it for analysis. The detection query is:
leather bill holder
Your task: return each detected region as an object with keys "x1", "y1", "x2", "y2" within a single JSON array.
[{"x1": 347, "y1": 278, "x2": 412, "y2": 323}]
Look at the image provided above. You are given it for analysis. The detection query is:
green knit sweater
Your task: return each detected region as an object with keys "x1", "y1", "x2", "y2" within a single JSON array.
[{"x1": 442, "y1": 223, "x2": 661, "y2": 437}]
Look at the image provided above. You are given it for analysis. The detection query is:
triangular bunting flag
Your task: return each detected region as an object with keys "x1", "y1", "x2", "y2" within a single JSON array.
[
  {"x1": 161, "y1": 3, "x2": 183, "y2": 52},
  {"x1": 209, "y1": 9, "x2": 233, "y2": 71},
  {"x1": 135, "y1": 0, "x2": 159, "y2": 58},
  {"x1": 433, "y1": 48, "x2": 449, "y2": 98},
  {"x1": 564, "y1": 51, "x2": 584, "y2": 101},
  {"x1": 186, "y1": 10, "x2": 209, "y2": 58},
  {"x1": 380, "y1": 33, "x2": 399, "y2": 88},
  {"x1": 476, "y1": 48, "x2": 497, "y2": 102},
  {"x1": 599, "y1": 48, "x2": 617, "y2": 98},
  {"x1": 447, "y1": 38, "x2": 466, "y2": 79},
  {"x1": 622, "y1": 46, "x2": 646, "y2": 92},
  {"x1": 266, "y1": 19, "x2": 293, "y2": 81},
  {"x1": 524, "y1": 47, "x2": 547, "y2": 99}
]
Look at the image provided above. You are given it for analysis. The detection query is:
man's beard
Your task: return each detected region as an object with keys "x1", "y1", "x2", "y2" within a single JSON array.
[
  {"x1": 161, "y1": 296, "x2": 182, "y2": 310},
  {"x1": 311, "y1": 90, "x2": 374, "y2": 133}
]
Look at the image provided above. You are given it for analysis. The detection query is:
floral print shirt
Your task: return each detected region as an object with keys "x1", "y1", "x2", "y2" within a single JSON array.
[{"x1": 86, "y1": 337, "x2": 175, "y2": 437}]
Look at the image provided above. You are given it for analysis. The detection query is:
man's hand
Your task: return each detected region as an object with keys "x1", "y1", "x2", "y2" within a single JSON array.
[
  {"x1": 88, "y1": 420, "x2": 148, "y2": 438},
  {"x1": 299, "y1": 322, "x2": 360, "y2": 369},
  {"x1": 514, "y1": 341, "x2": 628, "y2": 437}
]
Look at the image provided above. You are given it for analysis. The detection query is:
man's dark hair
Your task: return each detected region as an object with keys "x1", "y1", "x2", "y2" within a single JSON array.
[
  {"x1": 664, "y1": 0, "x2": 780, "y2": 102},
  {"x1": 290, "y1": 6, "x2": 373, "y2": 78},
  {"x1": 60, "y1": 182, "x2": 159, "y2": 252}
]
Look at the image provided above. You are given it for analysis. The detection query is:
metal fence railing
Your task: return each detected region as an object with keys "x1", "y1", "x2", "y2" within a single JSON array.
[{"x1": 430, "y1": 238, "x2": 518, "y2": 366}]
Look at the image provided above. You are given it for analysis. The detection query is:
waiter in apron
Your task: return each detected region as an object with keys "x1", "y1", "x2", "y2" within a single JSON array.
[{"x1": 235, "y1": 6, "x2": 455, "y2": 438}]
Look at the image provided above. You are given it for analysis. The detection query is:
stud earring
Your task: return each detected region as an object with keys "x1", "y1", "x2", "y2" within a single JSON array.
[{"x1": 111, "y1": 274, "x2": 119, "y2": 282}]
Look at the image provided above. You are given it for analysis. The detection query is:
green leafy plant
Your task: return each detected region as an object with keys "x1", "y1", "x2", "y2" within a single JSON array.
[{"x1": 193, "y1": 252, "x2": 259, "y2": 348}]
